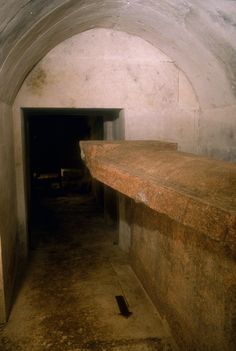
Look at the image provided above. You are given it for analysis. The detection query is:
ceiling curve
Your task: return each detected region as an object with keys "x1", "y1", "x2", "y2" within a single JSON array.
[{"x1": 0, "y1": 0, "x2": 235, "y2": 108}]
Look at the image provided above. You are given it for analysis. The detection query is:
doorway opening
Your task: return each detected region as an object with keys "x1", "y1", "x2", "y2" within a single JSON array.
[
  {"x1": 23, "y1": 108, "x2": 123, "y2": 249},
  {"x1": 1, "y1": 108, "x2": 176, "y2": 349}
]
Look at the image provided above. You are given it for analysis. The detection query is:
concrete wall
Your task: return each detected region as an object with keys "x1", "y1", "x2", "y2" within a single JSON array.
[
  {"x1": 120, "y1": 197, "x2": 236, "y2": 351},
  {"x1": 0, "y1": 102, "x2": 18, "y2": 323},
  {"x1": 13, "y1": 28, "x2": 236, "y2": 162},
  {"x1": 0, "y1": 235, "x2": 5, "y2": 322},
  {"x1": 198, "y1": 106, "x2": 236, "y2": 161},
  {"x1": 1, "y1": 1, "x2": 236, "y2": 111},
  {"x1": 13, "y1": 28, "x2": 200, "y2": 153}
]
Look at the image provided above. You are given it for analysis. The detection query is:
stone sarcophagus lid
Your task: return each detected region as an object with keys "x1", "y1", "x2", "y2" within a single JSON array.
[{"x1": 80, "y1": 140, "x2": 236, "y2": 351}]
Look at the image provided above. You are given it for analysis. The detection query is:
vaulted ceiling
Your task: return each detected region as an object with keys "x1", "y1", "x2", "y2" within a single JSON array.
[{"x1": 0, "y1": 0, "x2": 235, "y2": 108}]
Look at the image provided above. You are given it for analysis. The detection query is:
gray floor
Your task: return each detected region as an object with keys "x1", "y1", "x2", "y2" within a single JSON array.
[{"x1": 0, "y1": 194, "x2": 177, "y2": 350}]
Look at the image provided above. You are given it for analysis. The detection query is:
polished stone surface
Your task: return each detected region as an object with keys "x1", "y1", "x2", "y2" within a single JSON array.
[{"x1": 80, "y1": 141, "x2": 236, "y2": 256}]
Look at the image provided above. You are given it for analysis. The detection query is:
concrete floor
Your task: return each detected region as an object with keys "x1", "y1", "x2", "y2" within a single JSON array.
[{"x1": 0, "y1": 192, "x2": 177, "y2": 350}]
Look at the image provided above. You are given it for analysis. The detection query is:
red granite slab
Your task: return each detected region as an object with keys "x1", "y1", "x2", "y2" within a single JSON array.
[{"x1": 80, "y1": 141, "x2": 236, "y2": 256}]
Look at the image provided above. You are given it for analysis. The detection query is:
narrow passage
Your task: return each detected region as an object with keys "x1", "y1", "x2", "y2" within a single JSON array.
[{"x1": 0, "y1": 192, "x2": 176, "y2": 351}]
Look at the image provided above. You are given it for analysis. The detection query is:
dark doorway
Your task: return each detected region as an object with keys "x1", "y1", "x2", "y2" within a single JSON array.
[{"x1": 23, "y1": 108, "x2": 122, "y2": 249}]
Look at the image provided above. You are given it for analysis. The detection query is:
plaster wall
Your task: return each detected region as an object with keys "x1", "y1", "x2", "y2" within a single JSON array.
[
  {"x1": 12, "y1": 109, "x2": 28, "y2": 263},
  {"x1": 0, "y1": 235, "x2": 5, "y2": 322},
  {"x1": 13, "y1": 28, "x2": 200, "y2": 153},
  {"x1": 0, "y1": 102, "x2": 18, "y2": 322},
  {"x1": 13, "y1": 28, "x2": 236, "y2": 163},
  {"x1": 1, "y1": 1, "x2": 236, "y2": 110},
  {"x1": 199, "y1": 106, "x2": 236, "y2": 161}
]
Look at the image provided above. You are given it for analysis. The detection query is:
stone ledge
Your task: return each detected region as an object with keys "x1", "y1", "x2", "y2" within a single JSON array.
[{"x1": 80, "y1": 141, "x2": 236, "y2": 257}]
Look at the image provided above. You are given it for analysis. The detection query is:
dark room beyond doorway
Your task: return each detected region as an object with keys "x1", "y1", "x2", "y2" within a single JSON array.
[{"x1": 23, "y1": 108, "x2": 121, "y2": 248}]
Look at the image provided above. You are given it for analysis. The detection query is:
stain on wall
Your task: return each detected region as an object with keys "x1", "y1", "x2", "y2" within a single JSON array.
[
  {"x1": 14, "y1": 28, "x2": 200, "y2": 155},
  {"x1": 13, "y1": 28, "x2": 236, "y2": 162},
  {"x1": 26, "y1": 66, "x2": 50, "y2": 96}
]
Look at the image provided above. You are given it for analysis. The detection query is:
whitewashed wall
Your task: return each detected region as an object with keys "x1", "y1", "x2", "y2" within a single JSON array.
[{"x1": 13, "y1": 28, "x2": 199, "y2": 154}]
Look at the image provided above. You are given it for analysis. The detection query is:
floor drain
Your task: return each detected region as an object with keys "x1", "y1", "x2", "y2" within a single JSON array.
[{"x1": 115, "y1": 295, "x2": 132, "y2": 318}]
